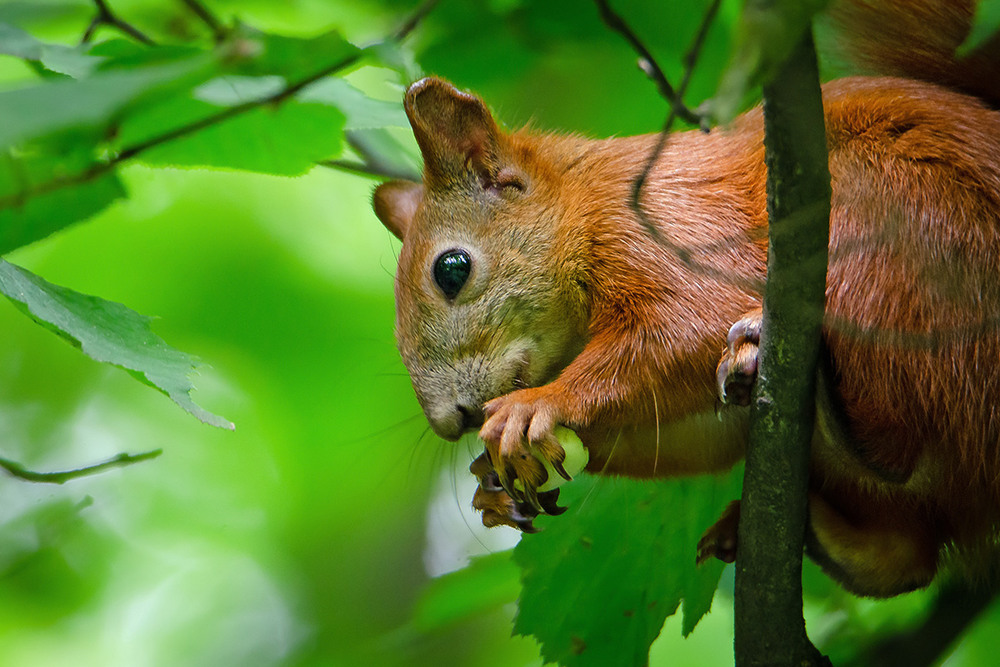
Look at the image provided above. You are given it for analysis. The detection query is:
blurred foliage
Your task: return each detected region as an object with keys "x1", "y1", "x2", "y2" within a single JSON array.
[{"x1": 0, "y1": 0, "x2": 996, "y2": 666}]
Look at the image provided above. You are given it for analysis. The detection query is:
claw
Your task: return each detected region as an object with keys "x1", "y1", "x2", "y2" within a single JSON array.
[
  {"x1": 482, "y1": 471, "x2": 503, "y2": 493},
  {"x1": 514, "y1": 517, "x2": 539, "y2": 533},
  {"x1": 521, "y1": 484, "x2": 543, "y2": 514},
  {"x1": 497, "y1": 465, "x2": 521, "y2": 502},
  {"x1": 538, "y1": 489, "x2": 567, "y2": 515},
  {"x1": 552, "y1": 457, "x2": 572, "y2": 481},
  {"x1": 510, "y1": 502, "x2": 540, "y2": 533}
]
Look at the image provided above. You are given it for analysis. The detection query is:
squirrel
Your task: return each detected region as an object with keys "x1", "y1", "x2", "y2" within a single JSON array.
[{"x1": 371, "y1": 0, "x2": 1000, "y2": 598}]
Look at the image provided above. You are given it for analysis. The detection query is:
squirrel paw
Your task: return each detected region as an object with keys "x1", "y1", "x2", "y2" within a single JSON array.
[
  {"x1": 470, "y1": 453, "x2": 565, "y2": 533},
  {"x1": 478, "y1": 387, "x2": 572, "y2": 513},
  {"x1": 696, "y1": 499, "x2": 741, "y2": 565},
  {"x1": 716, "y1": 308, "x2": 763, "y2": 406}
]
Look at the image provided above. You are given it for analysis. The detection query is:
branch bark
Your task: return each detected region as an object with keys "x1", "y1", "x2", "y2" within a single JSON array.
[
  {"x1": 177, "y1": 0, "x2": 227, "y2": 43},
  {"x1": 82, "y1": 0, "x2": 156, "y2": 46},
  {"x1": 733, "y1": 27, "x2": 831, "y2": 667}
]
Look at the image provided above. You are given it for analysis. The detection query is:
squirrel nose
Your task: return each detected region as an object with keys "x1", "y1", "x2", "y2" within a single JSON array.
[{"x1": 457, "y1": 403, "x2": 485, "y2": 432}]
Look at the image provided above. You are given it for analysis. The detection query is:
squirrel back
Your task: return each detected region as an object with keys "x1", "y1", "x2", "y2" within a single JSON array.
[{"x1": 823, "y1": 0, "x2": 1000, "y2": 106}]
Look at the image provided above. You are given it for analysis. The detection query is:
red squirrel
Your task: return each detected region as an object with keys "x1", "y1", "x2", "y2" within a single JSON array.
[{"x1": 372, "y1": 0, "x2": 1000, "y2": 597}]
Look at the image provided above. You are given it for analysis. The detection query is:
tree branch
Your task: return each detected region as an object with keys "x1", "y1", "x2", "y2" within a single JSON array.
[
  {"x1": 391, "y1": 0, "x2": 440, "y2": 42},
  {"x1": 733, "y1": 27, "x2": 831, "y2": 667},
  {"x1": 3, "y1": 0, "x2": 438, "y2": 211},
  {"x1": 0, "y1": 448, "x2": 162, "y2": 484},
  {"x1": 593, "y1": 0, "x2": 707, "y2": 127},
  {"x1": 82, "y1": 0, "x2": 156, "y2": 46},
  {"x1": 177, "y1": 0, "x2": 228, "y2": 43}
]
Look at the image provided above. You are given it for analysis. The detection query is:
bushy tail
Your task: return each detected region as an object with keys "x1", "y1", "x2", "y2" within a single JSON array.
[{"x1": 823, "y1": 0, "x2": 1000, "y2": 107}]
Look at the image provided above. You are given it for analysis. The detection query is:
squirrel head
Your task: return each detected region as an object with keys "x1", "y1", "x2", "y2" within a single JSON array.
[{"x1": 372, "y1": 78, "x2": 589, "y2": 441}]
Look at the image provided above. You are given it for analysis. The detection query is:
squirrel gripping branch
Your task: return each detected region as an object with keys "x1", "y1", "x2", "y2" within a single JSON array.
[{"x1": 372, "y1": 0, "x2": 1000, "y2": 597}]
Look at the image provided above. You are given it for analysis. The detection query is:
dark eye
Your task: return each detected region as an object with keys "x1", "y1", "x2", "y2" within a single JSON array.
[{"x1": 433, "y1": 249, "x2": 472, "y2": 300}]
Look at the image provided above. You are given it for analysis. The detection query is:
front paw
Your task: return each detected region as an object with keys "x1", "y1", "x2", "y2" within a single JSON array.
[
  {"x1": 716, "y1": 308, "x2": 762, "y2": 406},
  {"x1": 469, "y1": 453, "x2": 565, "y2": 533},
  {"x1": 478, "y1": 386, "x2": 574, "y2": 513}
]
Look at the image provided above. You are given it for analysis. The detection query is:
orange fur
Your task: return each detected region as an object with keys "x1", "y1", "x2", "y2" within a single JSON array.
[{"x1": 372, "y1": 0, "x2": 1000, "y2": 596}]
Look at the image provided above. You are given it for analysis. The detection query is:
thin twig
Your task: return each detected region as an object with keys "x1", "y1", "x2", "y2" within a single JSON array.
[
  {"x1": 0, "y1": 448, "x2": 162, "y2": 484},
  {"x1": 82, "y1": 0, "x2": 156, "y2": 46},
  {"x1": 3, "y1": 0, "x2": 438, "y2": 212},
  {"x1": 621, "y1": 0, "x2": 722, "y2": 242},
  {"x1": 594, "y1": 0, "x2": 706, "y2": 127},
  {"x1": 319, "y1": 131, "x2": 422, "y2": 181},
  {"x1": 392, "y1": 0, "x2": 440, "y2": 41},
  {"x1": 320, "y1": 159, "x2": 421, "y2": 182},
  {"x1": 177, "y1": 0, "x2": 227, "y2": 43}
]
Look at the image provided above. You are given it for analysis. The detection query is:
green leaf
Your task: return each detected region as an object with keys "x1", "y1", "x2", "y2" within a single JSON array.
[
  {"x1": 961, "y1": 0, "x2": 1000, "y2": 54},
  {"x1": 0, "y1": 54, "x2": 214, "y2": 150},
  {"x1": 117, "y1": 96, "x2": 345, "y2": 175},
  {"x1": 300, "y1": 77, "x2": 409, "y2": 130},
  {"x1": 194, "y1": 75, "x2": 285, "y2": 105},
  {"x1": 0, "y1": 22, "x2": 102, "y2": 78},
  {"x1": 712, "y1": 0, "x2": 828, "y2": 122},
  {"x1": 0, "y1": 260, "x2": 233, "y2": 429},
  {"x1": 228, "y1": 24, "x2": 361, "y2": 82},
  {"x1": 514, "y1": 469, "x2": 742, "y2": 667},
  {"x1": 411, "y1": 551, "x2": 521, "y2": 632},
  {"x1": 0, "y1": 3, "x2": 81, "y2": 31},
  {"x1": 340, "y1": 128, "x2": 422, "y2": 182},
  {"x1": 0, "y1": 147, "x2": 126, "y2": 255}
]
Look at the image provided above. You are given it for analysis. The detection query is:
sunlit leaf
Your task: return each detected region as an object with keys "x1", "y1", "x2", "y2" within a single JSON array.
[
  {"x1": 411, "y1": 551, "x2": 520, "y2": 631},
  {"x1": 300, "y1": 77, "x2": 409, "y2": 130},
  {"x1": 229, "y1": 24, "x2": 360, "y2": 82},
  {"x1": 0, "y1": 2, "x2": 81, "y2": 31},
  {"x1": 0, "y1": 22, "x2": 102, "y2": 78},
  {"x1": 118, "y1": 96, "x2": 344, "y2": 175},
  {"x1": 193, "y1": 75, "x2": 285, "y2": 105},
  {"x1": 514, "y1": 470, "x2": 742, "y2": 667},
  {"x1": 0, "y1": 54, "x2": 214, "y2": 150},
  {"x1": 0, "y1": 147, "x2": 126, "y2": 254},
  {"x1": 0, "y1": 260, "x2": 233, "y2": 429}
]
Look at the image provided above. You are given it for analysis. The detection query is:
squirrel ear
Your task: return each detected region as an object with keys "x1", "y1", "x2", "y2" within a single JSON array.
[
  {"x1": 372, "y1": 180, "x2": 423, "y2": 240},
  {"x1": 404, "y1": 77, "x2": 500, "y2": 187}
]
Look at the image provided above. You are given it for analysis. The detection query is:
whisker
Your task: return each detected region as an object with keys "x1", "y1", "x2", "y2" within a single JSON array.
[{"x1": 652, "y1": 387, "x2": 661, "y2": 476}]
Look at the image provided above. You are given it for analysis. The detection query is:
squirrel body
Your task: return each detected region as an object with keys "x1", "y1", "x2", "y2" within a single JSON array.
[{"x1": 373, "y1": 0, "x2": 1000, "y2": 596}]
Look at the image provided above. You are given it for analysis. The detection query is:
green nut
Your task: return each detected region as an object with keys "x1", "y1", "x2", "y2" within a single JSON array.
[{"x1": 537, "y1": 426, "x2": 589, "y2": 492}]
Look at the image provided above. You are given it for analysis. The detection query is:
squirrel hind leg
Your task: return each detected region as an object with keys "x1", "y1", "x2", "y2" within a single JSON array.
[
  {"x1": 805, "y1": 492, "x2": 939, "y2": 597},
  {"x1": 697, "y1": 499, "x2": 741, "y2": 565},
  {"x1": 697, "y1": 494, "x2": 939, "y2": 596}
]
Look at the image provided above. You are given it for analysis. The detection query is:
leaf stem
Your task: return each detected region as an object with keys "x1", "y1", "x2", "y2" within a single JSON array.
[
  {"x1": 608, "y1": 0, "x2": 722, "y2": 251},
  {"x1": 82, "y1": 0, "x2": 156, "y2": 46},
  {"x1": 177, "y1": 0, "x2": 228, "y2": 43},
  {"x1": 593, "y1": 0, "x2": 709, "y2": 127},
  {"x1": 0, "y1": 448, "x2": 163, "y2": 484}
]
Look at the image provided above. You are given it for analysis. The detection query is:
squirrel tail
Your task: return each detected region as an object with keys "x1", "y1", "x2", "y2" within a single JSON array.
[{"x1": 823, "y1": 0, "x2": 1000, "y2": 107}]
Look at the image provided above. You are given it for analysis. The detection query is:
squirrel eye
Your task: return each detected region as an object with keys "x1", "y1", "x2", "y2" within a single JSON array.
[{"x1": 433, "y1": 249, "x2": 472, "y2": 300}]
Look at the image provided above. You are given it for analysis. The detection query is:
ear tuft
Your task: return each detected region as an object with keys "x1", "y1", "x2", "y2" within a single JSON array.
[
  {"x1": 372, "y1": 180, "x2": 423, "y2": 240},
  {"x1": 404, "y1": 77, "x2": 500, "y2": 185}
]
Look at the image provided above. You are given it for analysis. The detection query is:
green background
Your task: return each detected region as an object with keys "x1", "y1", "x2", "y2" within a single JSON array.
[{"x1": 1, "y1": 0, "x2": 998, "y2": 665}]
